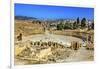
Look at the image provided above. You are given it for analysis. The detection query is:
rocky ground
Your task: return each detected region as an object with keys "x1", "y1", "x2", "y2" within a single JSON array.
[
  {"x1": 14, "y1": 34, "x2": 94, "y2": 65},
  {"x1": 14, "y1": 21, "x2": 94, "y2": 65}
]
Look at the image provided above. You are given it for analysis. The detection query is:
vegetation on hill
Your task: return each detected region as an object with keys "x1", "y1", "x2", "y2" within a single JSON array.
[{"x1": 15, "y1": 16, "x2": 37, "y2": 20}]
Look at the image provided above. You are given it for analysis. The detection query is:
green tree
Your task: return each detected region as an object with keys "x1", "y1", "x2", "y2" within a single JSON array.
[
  {"x1": 64, "y1": 23, "x2": 72, "y2": 29},
  {"x1": 81, "y1": 18, "x2": 86, "y2": 28},
  {"x1": 57, "y1": 23, "x2": 64, "y2": 30},
  {"x1": 77, "y1": 17, "x2": 80, "y2": 25},
  {"x1": 91, "y1": 22, "x2": 94, "y2": 29},
  {"x1": 73, "y1": 21, "x2": 77, "y2": 29}
]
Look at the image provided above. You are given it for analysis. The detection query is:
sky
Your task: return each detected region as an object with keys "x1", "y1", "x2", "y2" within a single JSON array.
[{"x1": 15, "y1": 3, "x2": 94, "y2": 20}]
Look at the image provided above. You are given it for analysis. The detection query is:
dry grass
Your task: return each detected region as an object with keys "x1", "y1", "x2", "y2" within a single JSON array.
[
  {"x1": 52, "y1": 30, "x2": 94, "y2": 41},
  {"x1": 14, "y1": 20, "x2": 44, "y2": 36}
]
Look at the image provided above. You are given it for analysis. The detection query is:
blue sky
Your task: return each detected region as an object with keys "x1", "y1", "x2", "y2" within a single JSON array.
[{"x1": 15, "y1": 3, "x2": 94, "y2": 20}]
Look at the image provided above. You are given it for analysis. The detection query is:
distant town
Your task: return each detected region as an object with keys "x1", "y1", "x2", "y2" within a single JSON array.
[{"x1": 15, "y1": 16, "x2": 94, "y2": 31}]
